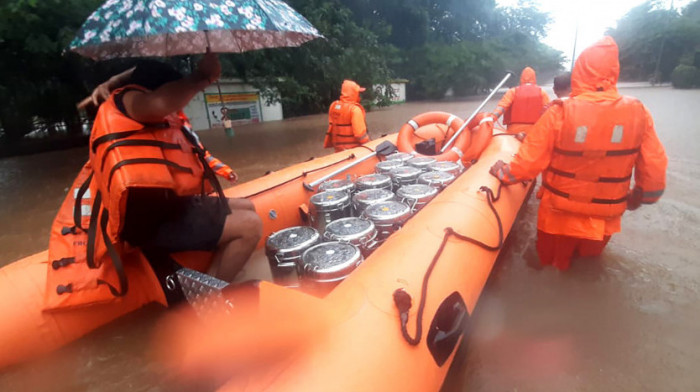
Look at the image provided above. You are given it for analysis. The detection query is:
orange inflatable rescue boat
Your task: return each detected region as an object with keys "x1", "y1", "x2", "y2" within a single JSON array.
[{"x1": 0, "y1": 112, "x2": 528, "y2": 392}]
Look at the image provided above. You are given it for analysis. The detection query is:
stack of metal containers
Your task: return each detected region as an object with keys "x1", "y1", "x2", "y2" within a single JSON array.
[{"x1": 265, "y1": 152, "x2": 465, "y2": 296}]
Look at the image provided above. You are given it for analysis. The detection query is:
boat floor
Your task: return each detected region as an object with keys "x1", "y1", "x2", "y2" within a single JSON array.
[{"x1": 233, "y1": 248, "x2": 274, "y2": 284}]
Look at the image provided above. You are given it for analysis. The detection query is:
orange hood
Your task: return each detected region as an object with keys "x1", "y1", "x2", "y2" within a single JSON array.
[
  {"x1": 340, "y1": 80, "x2": 365, "y2": 103},
  {"x1": 571, "y1": 36, "x2": 619, "y2": 96},
  {"x1": 520, "y1": 67, "x2": 537, "y2": 85}
]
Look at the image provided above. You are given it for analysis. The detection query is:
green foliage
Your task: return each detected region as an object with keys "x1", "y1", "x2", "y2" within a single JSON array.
[
  {"x1": 671, "y1": 64, "x2": 699, "y2": 88},
  {"x1": 608, "y1": 0, "x2": 700, "y2": 82},
  {"x1": 0, "y1": 0, "x2": 564, "y2": 146}
]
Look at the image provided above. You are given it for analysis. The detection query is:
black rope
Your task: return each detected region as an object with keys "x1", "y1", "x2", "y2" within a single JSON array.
[{"x1": 394, "y1": 183, "x2": 506, "y2": 345}]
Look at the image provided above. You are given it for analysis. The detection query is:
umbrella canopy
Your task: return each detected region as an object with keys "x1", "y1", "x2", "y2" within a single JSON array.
[{"x1": 69, "y1": 0, "x2": 322, "y2": 60}]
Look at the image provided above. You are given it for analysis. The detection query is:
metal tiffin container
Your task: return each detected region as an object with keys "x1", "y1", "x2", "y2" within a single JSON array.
[
  {"x1": 396, "y1": 184, "x2": 438, "y2": 214},
  {"x1": 427, "y1": 160, "x2": 463, "y2": 177},
  {"x1": 318, "y1": 178, "x2": 356, "y2": 195},
  {"x1": 298, "y1": 241, "x2": 364, "y2": 296},
  {"x1": 407, "y1": 156, "x2": 437, "y2": 172},
  {"x1": 355, "y1": 173, "x2": 393, "y2": 192},
  {"x1": 351, "y1": 188, "x2": 395, "y2": 216},
  {"x1": 265, "y1": 226, "x2": 321, "y2": 287},
  {"x1": 417, "y1": 170, "x2": 456, "y2": 191},
  {"x1": 385, "y1": 151, "x2": 414, "y2": 164},
  {"x1": 388, "y1": 165, "x2": 422, "y2": 188},
  {"x1": 323, "y1": 217, "x2": 379, "y2": 257},
  {"x1": 309, "y1": 190, "x2": 352, "y2": 235},
  {"x1": 375, "y1": 159, "x2": 404, "y2": 175},
  {"x1": 363, "y1": 200, "x2": 412, "y2": 242}
]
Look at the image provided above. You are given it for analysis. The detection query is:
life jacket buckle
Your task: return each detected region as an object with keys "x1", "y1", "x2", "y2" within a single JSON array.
[{"x1": 56, "y1": 284, "x2": 73, "y2": 295}]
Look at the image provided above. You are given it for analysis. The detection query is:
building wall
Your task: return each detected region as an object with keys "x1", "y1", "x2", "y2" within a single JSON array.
[
  {"x1": 184, "y1": 79, "x2": 283, "y2": 131},
  {"x1": 373, "y1": 80, "x2": 407, "y2": 104}
]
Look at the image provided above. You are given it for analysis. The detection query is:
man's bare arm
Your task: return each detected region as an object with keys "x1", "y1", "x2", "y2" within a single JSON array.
[{"x1": 123, "y1": 52, "x2": 221, "y2": 123}]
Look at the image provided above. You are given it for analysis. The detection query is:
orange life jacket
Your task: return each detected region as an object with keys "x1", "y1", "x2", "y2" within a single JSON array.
[
  {"x1": 542, "y1": 96, "x2": 646, "y2": 218},
  {"x1": 326, "y1": 100, "x2": 368, "y2": 150},
  {"x1": 45, "y1": 86, "x2": 224, "y2": 310},
  {"x1": 504, "y1": 84, "x2": 543, "y2": 125}
]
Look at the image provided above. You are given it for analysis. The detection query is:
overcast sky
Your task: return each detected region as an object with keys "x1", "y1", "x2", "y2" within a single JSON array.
[{"x1": 495, "y1": 0, "x2": 693, "y2": 68}]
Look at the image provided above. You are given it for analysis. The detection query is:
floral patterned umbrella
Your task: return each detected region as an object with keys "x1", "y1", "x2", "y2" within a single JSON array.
[{"x1": 68, "y1": 0, "x2": 322, "y2": 60}]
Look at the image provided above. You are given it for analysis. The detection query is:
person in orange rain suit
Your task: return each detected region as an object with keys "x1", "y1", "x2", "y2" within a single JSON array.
[
  {"x1": 489, "y1": 36, "x2": 667, "y2": 271},
  {"x1": 81, "y1": 53, "x2": 262, "y2": 282},
  {"x1": 491, "y1": 67, "x2": 551, "y2": 135},
  {"x1": 324, "y1": 80, "x2": 371, "y2": 152}
]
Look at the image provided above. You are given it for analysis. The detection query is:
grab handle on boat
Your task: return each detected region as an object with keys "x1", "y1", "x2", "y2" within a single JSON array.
[
  {"x1": 303, "y1": 141, "x2": 398, "y2": 191},
  {"x1": 440, "y1": 72, "x2": 513, "y2": 153}
]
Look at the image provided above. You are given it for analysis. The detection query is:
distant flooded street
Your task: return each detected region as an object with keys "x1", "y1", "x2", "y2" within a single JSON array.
[{"x1": 1, "y1": 86, "x2": 699, "y2": 391}]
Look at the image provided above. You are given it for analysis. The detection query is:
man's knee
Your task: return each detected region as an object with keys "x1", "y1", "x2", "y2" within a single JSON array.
[{"x1": 222, "y1": 209, "x2": 261, "y2": 241}]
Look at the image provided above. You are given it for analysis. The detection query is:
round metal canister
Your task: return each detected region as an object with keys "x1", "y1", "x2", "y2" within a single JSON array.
[
  {"x1": 428, "y1": 160, "x2": 463, "y2": 177},
  {"x1": 364, "y1": 200, "x2": 411, "y2": 242},
  {"x1": 355, "y1": 173, "x2": 393, "y2": 192},
  {"x1": 388, "y1": 166, "x2": 422, "y2": 188},
  {"x1": 265, "y1": 226, "x2": 321, "y2": 287},
  {"x1": 407, "y1": 156, "x2": 437, "y2": 172},
  {"x1": 299, "y1": 241, "x2": 364, "y2": 296},
  {"x1": 323, "y1": 217, "x2": 379, "y2": 257},
  {"x1": 417, "y1": 170, "x2": 456, "y2": 191},
  {"x1": 319, "y1": 178, "x2": 356, "y2": 195},
  {"x1": 352, "y1": 188, "x2": 395, "y2": 216},
  {"x1": 396, "y1": 184, "x2": 438, "y2": 214},
  {"x1": 309, "y1": 190, "x2": 352, "y2": 234},
  {"x1": 375, "y1": 159, "x2": 404, "y2": 175},
  {"x1": 386, "y1": 152, "x2": 414, "y2": 163}
]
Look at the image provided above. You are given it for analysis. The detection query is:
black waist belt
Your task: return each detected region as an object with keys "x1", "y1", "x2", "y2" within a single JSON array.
[
  {"x1": 542, "y1": 182, "x2": 628, "y2": 204},
  {"x1": 547, "y1": 167, "x2": 632, "y2": 183},
  {"x1": 553, "y1": 146, "x2": 640, "y2": 157}
]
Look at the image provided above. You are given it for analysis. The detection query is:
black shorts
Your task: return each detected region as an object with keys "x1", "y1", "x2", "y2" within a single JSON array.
[{"x1": 122, "y1": 189, "x2": 229, "y2": 252}]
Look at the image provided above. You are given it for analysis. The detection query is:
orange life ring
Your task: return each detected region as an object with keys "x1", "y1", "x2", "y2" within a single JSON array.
[
  {"x1": 462, "y1": 113, "x2": 495, "y2": 163},
  {"x1": 397, "y1": 112, "x2": 470, "y2": 162}
]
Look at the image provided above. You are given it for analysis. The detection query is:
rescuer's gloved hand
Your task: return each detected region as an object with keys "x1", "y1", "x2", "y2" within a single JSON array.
[
  {"x1": 489, "y1": 160, "x2": 507, "y2": 181},
  {"x1": 626, "y1": 187, "x2": 643, "y2": 211}
]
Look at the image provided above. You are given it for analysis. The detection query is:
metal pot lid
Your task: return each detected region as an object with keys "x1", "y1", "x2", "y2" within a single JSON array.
[
  {"x1": 310, "y1": 190, "x2": 351, "y2": 208},
  {"x1": 389, "y1": 166, "x2": 422, "y2": 179},
  {"x1": 319, "y1": 179, "x2": 356, "y2": 193},
  {"x1": 356, "y1": 173, "x2": 392, "y2": 188},
  {"x1": 418, "y1": 170, "x2": 455, "y2": 184},
  {"x1": 365, "y1": 200, "x2": 411, "y2": 221},
  {"x1": 386, "y1": 152, "x2": 413, "y2": 162},
  {"x1": 375, "y1": 160, "x2": 404, "y2": 172},
  {"x1": 325, "y1": 217, "x2": 375, "y2": 240},
  {"x1": 428, "y1": 161, "x2": 461, "y2": 172},
  {"x1": 397, "y1": 184, "x2": 438, "y2": 199},
  {"x1": 301, "y1": 242, "x2": 363, "y2": 281},
  {"x1": 408, "y1": 156, "x2": 437, "y2": 168},
  {"x1": 352, "y1": 188, "x2": 395, "y2": 205},
  {"x1": 266, "y1": 226, "x2": 321, "y2": 253}
]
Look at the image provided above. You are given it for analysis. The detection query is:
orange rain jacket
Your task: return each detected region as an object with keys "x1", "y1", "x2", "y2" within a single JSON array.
[
  {"x1": 493, "y1": 67, "x2": 550, "y2": 134},
  {"x1": 324, "y1": 80, "x2": 370, "y2": 152},
  {"x1": 493, "y1": 37, "x2": 667, "y2": 241}
]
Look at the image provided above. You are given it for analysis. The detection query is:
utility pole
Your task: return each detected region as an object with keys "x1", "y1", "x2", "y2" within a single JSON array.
[{"x1": 570, "y1": 19, "x2": 579, "y2": 72}]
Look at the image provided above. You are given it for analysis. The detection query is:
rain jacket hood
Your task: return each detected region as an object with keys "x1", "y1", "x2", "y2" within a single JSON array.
[
  {"x1": 340, "y1": 80, "x2": 365, "y2": 103},
  {"x1": 520, "y1": 67, "x2": 537, "y2": 85},
  {"x1": 571, "y1": 36, "x2": 619, "y2": 97}
]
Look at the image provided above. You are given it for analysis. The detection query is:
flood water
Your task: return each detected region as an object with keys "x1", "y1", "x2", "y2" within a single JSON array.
[{"x1": 1, "y1": 86, "x2": 699, "y2": 391}]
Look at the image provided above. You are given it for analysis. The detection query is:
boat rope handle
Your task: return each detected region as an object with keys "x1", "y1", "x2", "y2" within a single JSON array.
[{"x1": 393, "y1": 183, "x2": 506, "y2": 346}]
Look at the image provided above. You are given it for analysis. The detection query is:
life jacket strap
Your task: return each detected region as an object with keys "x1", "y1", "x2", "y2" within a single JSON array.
[
  {"x1": 71, "y1": 171, "x2": 94, "y2": 232},
  {"x1": 100, "y1": 139, "x2": 182, "y2": 171},
  {"x1": 552, "y1": 146, "x2": 640, "y2": 157},
  {"x1": 542, "y1": 181, "x2": 628, "y2": 204},
  {"x1": 107, "y1": 158, "x2": 194, "y2": 192},
  {"x1": 91, "y1": 130, "x2": 140, "y2": 153},
  {"x1": 547, "y1": 166, "x2": 633, "y2": 183}
]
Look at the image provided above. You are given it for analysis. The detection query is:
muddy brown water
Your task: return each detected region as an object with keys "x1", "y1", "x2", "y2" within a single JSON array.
[{"x1": 1, "y1": 87, "x2": 699, "y2": 391}]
